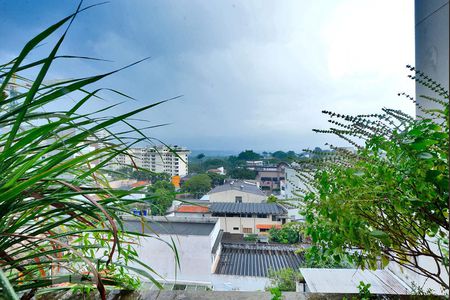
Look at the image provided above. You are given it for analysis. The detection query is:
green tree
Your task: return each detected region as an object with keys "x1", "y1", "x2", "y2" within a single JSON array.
[
  {"x1": 267, "y1": 268, "x2": 303, "y2": 292},
  {"x1": 228, "y1": 168, "x2": 257, "y2": 180},
  {"x1": 237, "y1": 149, "x2": 262, "y2": 160},
  {"x1": 272, "y1": 151, "x2": 288, "y2": 160},
  {"x1": 183, "y1": 174, "x2": 212, "y2": 198},
  {"x1": 297, "y1": 70, "x2": 449, "y2": 290},
  {"x1": 269, "y1": 223, "x2": 301, "y2": 244},
  {"x1": 148, "y1": 186, "x2": 175, "y2": 215},
  {"x1": 207, "y1": 172, "x2": 227, "y2": 187}
]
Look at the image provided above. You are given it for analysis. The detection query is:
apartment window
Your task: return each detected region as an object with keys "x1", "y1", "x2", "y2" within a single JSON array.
[
  {"x1": 243, "y1": 228, "x2": 252, "y2": 234},
  {"x1": 232, "y1": 227, "x2": 239, "y2": 231},
  {"x1": 235, "y1": 196, "x2": 242, "y2": 203}
]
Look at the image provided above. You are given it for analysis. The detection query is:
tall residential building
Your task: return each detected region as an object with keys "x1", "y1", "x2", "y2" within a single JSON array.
[{"x1": 113, "y1": 145, "x2": 190, "y2": 177}]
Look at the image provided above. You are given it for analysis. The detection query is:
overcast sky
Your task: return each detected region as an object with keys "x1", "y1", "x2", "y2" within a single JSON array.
[{"x1": 0, "y1": 0, "x2": 415, "y2": 152}]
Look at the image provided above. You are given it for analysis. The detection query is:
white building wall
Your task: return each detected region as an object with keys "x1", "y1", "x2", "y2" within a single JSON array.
[
  {"x1": 208, "y1": 190, "x2": 266, "y2": 203},
  {"x1": 131, "y1": 233, "x2": 213, "y2": 284},
  {"x1": 110, "y1": 146, "x2": 190, "y2": 177}
]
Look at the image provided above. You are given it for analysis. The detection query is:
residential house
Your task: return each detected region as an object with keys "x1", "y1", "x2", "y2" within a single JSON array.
[
  {"x1": 210, "y1": 202, "x2": 287, "y2": 235},
  {"x1": 254, "y1": 163, "x2": 288, "y2": 195},
  {"x1": 207, "y1": 180, "x2": 266, "y2": 203}
]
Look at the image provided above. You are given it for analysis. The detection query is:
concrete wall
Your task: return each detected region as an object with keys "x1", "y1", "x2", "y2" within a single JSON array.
[
  {"x1": 211, "y1": 274, "x2": 270, "y2": 291},
  {"x1": 218, "y1": 216, "x2": 282, "y2": 234},
  {"x1": 415, "y1": 0, "x2": 449, "y2": 114},
  {"x1": 131, "y1": 233, "x2": 213, "y2": 284},
  {"x1": 209, "y1": 190, "x2": 266, "y2": 203}
]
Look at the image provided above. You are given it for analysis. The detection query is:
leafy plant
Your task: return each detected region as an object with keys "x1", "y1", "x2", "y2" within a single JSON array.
[
  {"x1": 357, "y1": 281, "x2": 372, "y2": 300},
  {"x1": 183, "y1": 174, "x2": 212, "y2": 198},
  {"x1": 269, "y1": 287, "x2": 283, "y2": 300},
  {"x1": 269, "y1": 223, "x2": 301, "y2": 244},
  {"x1": 295, "y1": 67, "x2": 449, "y2": 290},
  {"x1": 0, "y1": 5, "x2": 177, "y2": 299},
  {"x1": 267, "y1": 268, "x2": 303, "y2": 292}
]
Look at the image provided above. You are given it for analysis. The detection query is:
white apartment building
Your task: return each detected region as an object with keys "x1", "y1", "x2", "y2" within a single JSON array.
[{"x1": 113, "y1": 145, "x2": 190, "y2": 177}]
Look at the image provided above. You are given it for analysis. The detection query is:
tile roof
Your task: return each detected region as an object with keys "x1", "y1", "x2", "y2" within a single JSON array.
[
  {"x1": 131, "y1": 180, "x2": 150, "y2": 188},
  {"x1": 210, "y1": 202, "x2": 286, "y2": 215},
  {"x1": 215, "y1": 243, "x2": 303, "y2": 277},
  {"x1": 208, "y1": 180, "x2": 265, "y2": 196},
  {"x1": 176, "y1": 205, "x2": 209, "y2": 213}
]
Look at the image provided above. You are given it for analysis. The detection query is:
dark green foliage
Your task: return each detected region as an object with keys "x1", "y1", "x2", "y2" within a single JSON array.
[
  {"x1": 357, "y1": 281, "x2": 372, "y2": 300},
  {"x1": 237, "y1": 150, "x2": 262, "y2": 160},
  {"x1": 269, "y1": 223, "x2": 301, "y2": 244},
  {"x1": 147, "y1": 181, "x2": 176, "y2": 216},
  {"x1": 267, "y1": 268, "x2": 303, "y2": 292},
  {"x1": 228, "y1": 168, "x2": 257, "y2": 180},
  {"x1": 296, "y1": 68, "x2": 449, "y2": 290},
  {"x1": 207, "y1": 172, "x2": 227, "y2": 187},
  {"x1": 183, "y1": 174, "x2": 212, "y2": 198}
]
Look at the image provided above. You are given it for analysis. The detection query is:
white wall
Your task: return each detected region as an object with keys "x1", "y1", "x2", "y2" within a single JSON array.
[
  {"x1": 131, "y1": 233, "x2": 213, "y2": 284},
  {"x1": 211, "y1": 274, "x2": 270, "y2": 291},
  {"x1": 209, "y1": 190, "x2": 266, "y2": 203}
]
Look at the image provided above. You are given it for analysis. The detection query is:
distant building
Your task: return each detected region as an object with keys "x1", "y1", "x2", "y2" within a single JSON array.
[
  {"x1": 254, "y1": 163, "x2": 288, "y2": 195},
  {"x1": 210, "y1": 202, "x2": 287, "y2": 235},
  {"x1": 207, "y1": 180, "x2": 266, "y2": 203},
  {"x1": 113, "y1": 145, "x2": 190, "y2": 177},
  {"x1": 207, "y1": 166, "x2": 226, "y2": 175}
]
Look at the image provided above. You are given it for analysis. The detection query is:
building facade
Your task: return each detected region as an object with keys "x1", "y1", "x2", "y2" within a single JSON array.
[
  {"x1": 210, "y1": 202, "x2": 287, "y2": 235},
  {"x1": 113, "y1": 145, "x2": 190, "y2": 177}
]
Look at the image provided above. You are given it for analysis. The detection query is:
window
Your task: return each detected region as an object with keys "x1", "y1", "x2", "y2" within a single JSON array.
[
  {"x1": 257, "y1": 214, "x2": 267, "y2": 218},
  {"x1": 232, "y1": 227, "x2": 239, "y2": 231},
  {"x1": 235, "y1": 196, "x2": 242, "y2": 203},
  {"x1": 272, "y1": 215, "x2": 278, "y2": 221},
  {"x1": 243, "y1": 227, "x2": 252, "y2": 234}
]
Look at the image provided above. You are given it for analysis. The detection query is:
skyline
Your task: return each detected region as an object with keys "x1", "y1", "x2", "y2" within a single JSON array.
[{"x1": 0, "y1": 0, "x2": 415, "y2": 151}]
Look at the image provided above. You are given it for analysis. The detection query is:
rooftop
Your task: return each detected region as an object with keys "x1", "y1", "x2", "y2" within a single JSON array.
[
  {"x1": 210, "y1": 202, "x2": 286, "y2": 215},
  {"x1": 215, "y1": 243, "x2": 303, "y2": 277},
  {"x1": 300, "y1": 268, "x2": 409, "y2": 295},
  {"x1": 123, "y1": 216, "x2": 217, "y2": 236},
  {"x1": 176, "y1": 205, "x2": 209, "y2": 213},
  {"x1": 208, "y1": 180, "x2": 265, "y2": 196}
]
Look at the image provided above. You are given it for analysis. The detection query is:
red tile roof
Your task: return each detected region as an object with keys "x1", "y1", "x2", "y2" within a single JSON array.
[
  {"x1": 131, "y1": 180, "x2": 150, "y2": 188},
  {"x1": 176, "y1": 205, "x2": 209, "y2": 213}
]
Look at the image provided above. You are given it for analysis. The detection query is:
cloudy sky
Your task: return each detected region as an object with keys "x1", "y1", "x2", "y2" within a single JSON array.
[{"x1": 0, "y1": 0, "x2": 415, "y2": 152}]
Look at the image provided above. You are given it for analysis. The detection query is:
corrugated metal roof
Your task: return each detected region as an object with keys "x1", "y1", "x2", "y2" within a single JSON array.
[
  {"x1": 210, "y1": 203, "x2": 286, "y2": 215},
  {"x1": 208, "y1": 180, "x2": 266, "y2": 196},
  {"x1": 215, "y1": 243, "x2": 303, "y2": 277},
  {"x1": 300, "y1": 268, "x2": 410, "y2": 294}
]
